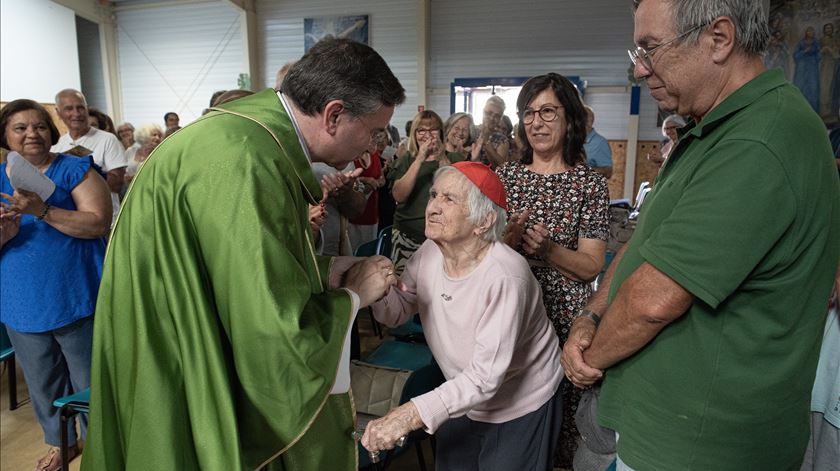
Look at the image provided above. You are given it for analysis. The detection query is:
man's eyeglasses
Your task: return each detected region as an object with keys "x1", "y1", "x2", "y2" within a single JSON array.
[
  {"x1": 521, "y1": 106, "x2": 561, "y2": 125},
  {"x1": 415, "y1": 128, "x2": 440, "y2": 137},
  {"x1": 628, "y1": 22, "x2": 709, "y2": 71}
]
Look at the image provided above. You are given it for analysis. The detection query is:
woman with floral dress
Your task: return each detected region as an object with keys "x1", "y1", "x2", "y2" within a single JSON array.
[{"x1": 496, "y1": 73, "x2": 610, "y2": 468}]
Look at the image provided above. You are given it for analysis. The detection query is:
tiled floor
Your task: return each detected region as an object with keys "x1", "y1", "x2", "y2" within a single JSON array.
[{"x1": 0, "y1": 313, "x2": 427, "y2": 471}]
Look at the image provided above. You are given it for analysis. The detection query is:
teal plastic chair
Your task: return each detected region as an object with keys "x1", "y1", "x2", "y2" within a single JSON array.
[
  {"x1": 358, "y1": 341, "x2": 444, "y2": 470},
  {"x1": 0, "y1": 323, "x2": 19, "y2": 410},
  {"x1": 376, "y1": 225, "x2": 392, "y2": 259},
  {"x1": 53, "y1": 388, "x2": 90, "y2": 470}
]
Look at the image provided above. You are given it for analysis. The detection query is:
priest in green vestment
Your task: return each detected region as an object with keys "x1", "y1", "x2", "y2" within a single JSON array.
[{"x1": 82, "y1": 38, "x2": 405, "y2": 470}]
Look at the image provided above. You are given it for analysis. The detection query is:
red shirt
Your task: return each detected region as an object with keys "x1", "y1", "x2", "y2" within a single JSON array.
[{"x1": 350, "y1": 152, "x2": 382, "y2": 225}]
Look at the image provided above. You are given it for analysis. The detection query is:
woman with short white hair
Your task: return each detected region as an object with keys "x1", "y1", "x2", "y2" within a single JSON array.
[
  {"x1": 363, "y1": 161, "x2": 563, "y2": 470},
  {"x1": 648, "y1": 114, "x2": 687, "y2": 167},
  {"x1": 125, "y1": 124, "x2": 163, "y2": 185}
]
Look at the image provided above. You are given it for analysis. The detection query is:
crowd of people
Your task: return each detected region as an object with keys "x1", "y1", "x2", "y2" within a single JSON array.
[{"x1": 1, "y1": 1, "x2": 839, "y2": 471}]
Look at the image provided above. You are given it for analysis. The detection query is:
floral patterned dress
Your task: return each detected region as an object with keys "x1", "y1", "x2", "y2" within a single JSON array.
[{"x1": 496, "y1": 161, "x2": 610, "y2": 467}]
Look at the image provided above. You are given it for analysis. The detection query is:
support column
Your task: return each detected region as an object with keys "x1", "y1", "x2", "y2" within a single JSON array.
[
  {"x1": 100, "y1": 15, "x2": 122, "y2": 122},
  {"x1": 624, "y1": 86, "x2": 641, "y2": 201},
  {"x1": 416, "y1": 0, "x2": 429, "y2": 109},
  {"x1": 225, "y1": 0, "x2": 259, "y2": 90}
]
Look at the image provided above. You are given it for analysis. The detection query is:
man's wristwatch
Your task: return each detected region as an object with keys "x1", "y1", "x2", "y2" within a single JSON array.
[{"x1": 573, "y1": 308, "x2": 601, "y2": 327}]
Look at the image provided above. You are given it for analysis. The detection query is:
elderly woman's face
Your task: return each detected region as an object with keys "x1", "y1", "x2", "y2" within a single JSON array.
[
  {"x1": 147, "y1": 130, "x2": 163, "y2": 149},
  {"x1": 664, "y1": 123, "x2": 680, "y2": 142},
  {"x1": 425, "y1": 171, "x2": 474, "y2": 244},
  {"x1": 4, "y1": 110, "x2": 52, "y2": 160},
  {"x1": 118, "y1": 126, "x2": 134, "y2": 143},
  {"x1": 414, "y1": 119, "x2": 440, "y2": 145},
  {"x1": 483, "y1": 104, "x2": 503, "y2": 129},
  {"x1": 447, "y1": 117, "x2": 470, "y2": 146},
  {"x1": 523, "y1": 88, "x2": 566, "y2": 158}
]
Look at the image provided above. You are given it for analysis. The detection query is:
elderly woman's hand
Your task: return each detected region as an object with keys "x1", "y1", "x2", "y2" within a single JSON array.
[
  {"x1": 343, "y1": 256, "x2": 399, "y2": 308},
  {"x1": 361, "y1": 402, "x2": 425, "y2": 452},
  {"x1": 503, "y1": 209, "x2": 531, "y2": 249},
  {"x1": 522, "y1": 222, "x2": 553, "y2": 258},
  {"x1": 560, "y1": 317, "x2": 604, "y2": 388},
  {"x1": 0, "y1": 205, "x2": 21, "y2": 247},
  {"x1": 1, "y1": 189, "x2": 47, "y2": 218}
]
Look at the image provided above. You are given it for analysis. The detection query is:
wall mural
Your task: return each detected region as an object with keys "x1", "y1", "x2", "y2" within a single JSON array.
[
  {"x1": 304, "y1": 15, "x2": 369, "y2": 53},
  {"x1": 768, "y1": 0, "x2": 840, "y2": 127}
]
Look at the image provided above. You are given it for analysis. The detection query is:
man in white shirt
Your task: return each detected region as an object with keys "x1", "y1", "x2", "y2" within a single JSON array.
[{"x1": 52, "y1": 89, "x2": 127, "y2": 225}]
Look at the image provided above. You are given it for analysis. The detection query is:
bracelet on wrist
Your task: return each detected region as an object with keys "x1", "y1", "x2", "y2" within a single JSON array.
[
  {"x1": 573, "y1": 308, "x2": 601, "y2": 328},
  {"x1": 36, "y1": 203, "x2": 50, "y2": 220}
]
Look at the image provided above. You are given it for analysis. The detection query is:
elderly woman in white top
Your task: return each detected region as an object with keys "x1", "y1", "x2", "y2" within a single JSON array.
[
  {"x1": 124, "y1": 124, "x2": 163, "y2": 185},
  {"x1": 362, "y1": 161, "x2": 563, "y2": 471},
  {"x1": 647, "y1": 114, "x2": 686, "y2": 167}
]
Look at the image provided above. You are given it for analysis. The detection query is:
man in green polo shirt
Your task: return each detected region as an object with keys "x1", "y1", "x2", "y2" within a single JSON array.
[{"x1": 561, "y1": 1, "x2": 840, "y2": 470}]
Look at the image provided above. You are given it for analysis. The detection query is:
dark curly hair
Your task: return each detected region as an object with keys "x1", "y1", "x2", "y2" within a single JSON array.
[{"x1": 516, "y1": 73, "x2": 587, "y2": 167}]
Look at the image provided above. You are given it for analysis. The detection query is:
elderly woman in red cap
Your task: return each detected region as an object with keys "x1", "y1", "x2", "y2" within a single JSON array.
[{"x1": 362, "y1": 161, "x2": 564, "y2": 471}]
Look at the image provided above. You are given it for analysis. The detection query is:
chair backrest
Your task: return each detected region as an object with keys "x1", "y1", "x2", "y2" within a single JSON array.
[
  {"x1": 376, "y1": 230, "x2": 392, "y2": 258},
  {"x1": 0, "y1": 323, "x2": 13, "y2": 360},
  {"x1": 354, "y1": 238, "x2": 379, "y2": 257},
  {"x1": 377, "y1": 225, "x2": 392, "y2": 240}
]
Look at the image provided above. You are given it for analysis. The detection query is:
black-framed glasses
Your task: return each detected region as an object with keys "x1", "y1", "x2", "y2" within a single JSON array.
[
  {"x1": 521, "y1": 105, "x2": 561, "y2": 125},
  {"x1": 628, "y1": 22, "x2": 709, "y2": 71}
]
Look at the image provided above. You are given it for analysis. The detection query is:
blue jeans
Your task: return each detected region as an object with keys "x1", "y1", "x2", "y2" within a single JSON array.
[{"x1": 6, "y1": 316, "x2": 93, "y2": 447}]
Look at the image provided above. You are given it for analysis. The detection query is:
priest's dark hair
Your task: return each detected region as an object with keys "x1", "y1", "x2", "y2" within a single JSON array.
[
  {"x1": 281, "y1": 37, "x2": 406, "y2": 117},
  {"x1": 0, "y1": 99, "x2": 61, "y2": 149}
]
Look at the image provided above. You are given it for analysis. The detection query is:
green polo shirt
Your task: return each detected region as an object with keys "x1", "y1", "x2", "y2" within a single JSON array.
[
  {"x1": 388, "y1": 152, "x2": 465, "y2": 242},
  {"x1": 598, "y1": 69, "x2": 840, "y2": 470}
]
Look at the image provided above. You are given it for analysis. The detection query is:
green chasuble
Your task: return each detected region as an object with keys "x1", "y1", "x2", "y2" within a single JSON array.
[{"x1": 82, "y1": 89, "x2": 357, "y2": 470}]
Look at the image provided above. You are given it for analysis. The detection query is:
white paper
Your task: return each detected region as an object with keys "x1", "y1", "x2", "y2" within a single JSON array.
[
  {"x1": 7, "y1": 152, "x2": 55, "y2": 202},
  {"x1": 330, "y1": 289, "x2": 360, "y2": 394}
]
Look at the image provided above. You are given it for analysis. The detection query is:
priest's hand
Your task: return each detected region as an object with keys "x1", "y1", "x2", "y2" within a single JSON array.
[
  {"x1": 343, "y1": 256, "x2": 398, "y2": 308},
  {"x1": 362, "y1": 402, "x2": 424, "y2": 452}
]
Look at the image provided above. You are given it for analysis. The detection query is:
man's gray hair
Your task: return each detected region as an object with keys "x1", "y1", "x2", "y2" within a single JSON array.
[
  {"x1": 434, "y1": 166, "x2": 507, "y2": 242},
  {"x1": 55, "y1": 88, "x2": 87, "y2": 107},
  {"x1": 633, "y1": 0, "x2": 770, "y2": 55}
]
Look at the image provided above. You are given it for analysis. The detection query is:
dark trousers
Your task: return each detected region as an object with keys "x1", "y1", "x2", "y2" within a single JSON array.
[{"x1": 435, "y1": 388, "x2": 563, "y2": 471}]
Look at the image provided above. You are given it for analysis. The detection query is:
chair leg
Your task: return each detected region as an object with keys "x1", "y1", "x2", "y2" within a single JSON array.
[
  {"x1": 369, "y1": 311, "x2": 383, "y2": 339},
  {"x1": 8, "y1": 357, "x2": 17, "y2": 411},
  {"x1": 60, "y1": 406, "x2": 71, "y2": 471},
  {"x1": 414, "y1": 440, "x2": 428, "y2": 471}
]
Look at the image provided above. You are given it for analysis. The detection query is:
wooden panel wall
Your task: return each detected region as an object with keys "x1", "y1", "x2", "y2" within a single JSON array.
[{"x1": 606, "y1": 140, "x2": 662, "y2": 201}]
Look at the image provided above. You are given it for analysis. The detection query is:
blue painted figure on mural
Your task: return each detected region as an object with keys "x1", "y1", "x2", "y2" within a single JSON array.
[
  {"x1": 794, "y1": 26, "x2": 821, "y2": 112},
  {"x1": 819, "y1": 23, "x2": 840, "y2": 117}
]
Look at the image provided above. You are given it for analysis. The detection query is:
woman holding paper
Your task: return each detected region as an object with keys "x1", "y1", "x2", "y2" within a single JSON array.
[{"x1": 0, "y1": 99, "x2": 111, "y2": 471}]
